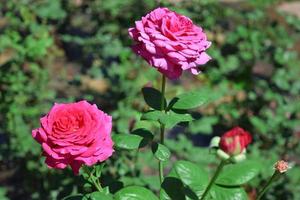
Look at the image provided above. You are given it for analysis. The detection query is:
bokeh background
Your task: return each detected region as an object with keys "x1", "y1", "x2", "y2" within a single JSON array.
[{"x1": 0, "y1": 0, "x2": 300, "y2": 199}]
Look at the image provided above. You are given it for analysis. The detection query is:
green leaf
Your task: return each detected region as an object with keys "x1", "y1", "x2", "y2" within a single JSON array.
[
  {"x1": 210, "y1": 185, "x2": 248, "y2": 200},
  {"x1": 160, "y1": 111, "x2": 194, "y2": 128},
  {"x1": 160, "y1": 177, "x2": 186, "y2": 200},
  {"x1": 161, "y1": 160, "x2": 209, "y2": 200},
  {"x1": 216, "y1": 160, "x2": 262, "y2": 186},
  {"x1": 151, "y1": 143, "x2": 171, "y2": 162},
  {"x1": 88, "y1": 192, "x2": 113, "y2": 200},
  {"x1": 131, "y1": 128, "x2": 154, "y2": 141},
  {"x1": 114, "y1": 186, "x2": 159, "y2": 200},
  {"x1": 141, "y1": 110, "x2": 162, "y2": 122},
  {"x1": 173, "y1": 161, "x2": 209, "y2": 196},
  {"x1": 113, "y1": 129, "x2": 153, "y2": 150},
  {"x1": 142, "y1": 87, "x2": 166, "y2": 110},
  {"x1": 62, "y1": 194, "x2": 84, "y2": 200},
  {"x1": 141, "y1": 110, "x2": 193, "y2": 128},
  {"x1": 171, "y1": 90, "x2": 208, "y2": 110},
  {"x1": 113, "y1": 134, "x2": 144, "y2": 150}
]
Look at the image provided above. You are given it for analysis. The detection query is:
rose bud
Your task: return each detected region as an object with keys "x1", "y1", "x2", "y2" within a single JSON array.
[
  {"x1": 32, "y1": 100, "x2": 114, "y2": 174},
  {"x1": 219, "y1": 127, "x2": 252, "y2": 156},
  {"x1": 128, "y1": 7, "x2": 211, "y2": 79},
  {"x1": 274, "y1": 160, "x2": 290, "y2": 173}
]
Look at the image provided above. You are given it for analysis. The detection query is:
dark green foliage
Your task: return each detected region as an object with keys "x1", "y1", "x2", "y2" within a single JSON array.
[
  {"x1": 114, "y1": 186, "x2": 159, "y2": 200},
  {"x1": 1, "y1": 0, "x2": 299, "y2": 199},
  {"x1": 142, "y1": 87, "x2": 166, "y2": 110},
  {"x1": 161, "y1": 160, "x2": 209, "y2": 199},
  {"x1": 170, "y1": 90, "x2": 209, "y2": 110},
  {"x1": 151, "y1": 142, "x2": 171, "y2": 162},
  {"x1": 216, "y1": 160, "x2": 262, "y2": 186}
]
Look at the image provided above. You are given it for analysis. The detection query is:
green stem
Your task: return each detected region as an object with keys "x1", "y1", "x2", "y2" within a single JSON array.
[
  {"x1": 200, "y1": 160, "x2": 227, "y2": 200},
  {"x1": 158, "y1": 124, "x2": 165, "y2": 184},
  {"x1": 158, "y1": 74, "x2": 166, "y2": 184},
  {"x1": 256, "y1": 171, "x2": 280, "y2": 200},
  {"x1": 132, "y1": 149, "x2": 139, "y2": 177},
  {"x1": 94, "y1": 178, "x2": 103, "y2": 192},
  {"x1": 87, "y1": 166, "x2": 103, "y2": 192},
  {"x1": 160, "y1": 74, "x2": 166, "y2": 112}
]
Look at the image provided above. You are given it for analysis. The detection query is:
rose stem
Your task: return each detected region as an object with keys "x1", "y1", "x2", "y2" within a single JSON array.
[
  {"x1": 94, "y1": 178, "x2": 103, "y2": 192},
  {"x1": 158, "y1": 74, "x2": 166, "y2": 184},
  {"x1": 87, "y1": 167, "x2": 103, "y2": 192},
  {"x1": 200, "y1": 159, "x2": 227, "y2": 200},
  {"x1": 256, "y1": 171, "x2": 280, "y2": 200}
]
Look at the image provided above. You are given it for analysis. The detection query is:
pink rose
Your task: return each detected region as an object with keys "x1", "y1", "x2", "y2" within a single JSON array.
[
  {"x1": 128, "y1": 7, "x2": 211, "y2": 79},
  {"x1": 32, "y1": 100, "x2": 114, "y2": 174}
]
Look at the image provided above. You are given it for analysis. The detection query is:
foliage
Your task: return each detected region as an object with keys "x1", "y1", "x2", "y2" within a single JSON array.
[{"x1": 0, "y1": 0, "x2": 299, "y2": 199}]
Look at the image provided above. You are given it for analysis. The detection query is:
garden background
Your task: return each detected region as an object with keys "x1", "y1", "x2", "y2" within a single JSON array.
[{"x1": 0, "y1": 0, "x2": 300, "y2": 199}]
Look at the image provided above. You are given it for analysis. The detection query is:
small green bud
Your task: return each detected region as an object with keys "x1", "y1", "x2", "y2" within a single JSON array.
[{"x1": 210, "y1": 136, "x2": 221, "y2": 148}]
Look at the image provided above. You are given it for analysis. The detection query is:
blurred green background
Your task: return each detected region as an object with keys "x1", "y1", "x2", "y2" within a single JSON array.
[{"x1": 0, "y1": 0, "x2": 300, "y2": 199}]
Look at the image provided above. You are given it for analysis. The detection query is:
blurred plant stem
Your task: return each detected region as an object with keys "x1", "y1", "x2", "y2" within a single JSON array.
[
  {"x1": 200, "y1": 159, "x2": 227, "y2": 200},
  {"x1": 256, "y1": 171, "x2": 280, "y2": 200},
  {"x1": 86, "y1": 166, "x2": 103, "y2": 192},
  {"x1": 94, "y1": 178, "x2": 103, "y2": 192},
  {"x1": 159, "y1": 74, "x2": 166, "y2": 185}
]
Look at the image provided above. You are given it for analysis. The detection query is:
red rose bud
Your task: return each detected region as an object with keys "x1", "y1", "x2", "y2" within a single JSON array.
[{"x1": 219, "y1": 127, "x2": 252, "y2": 156}]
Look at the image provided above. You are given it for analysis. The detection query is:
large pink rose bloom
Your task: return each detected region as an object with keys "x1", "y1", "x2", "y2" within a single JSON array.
[
  {"x1": 32, "y1": 100, "x2": 114, "y2": 174},
  {"x1": 128, "y1": 7, "x2": 211, "y2": 79}
]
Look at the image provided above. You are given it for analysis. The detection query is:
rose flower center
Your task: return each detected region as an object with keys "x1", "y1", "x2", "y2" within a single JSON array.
[{"x1": 53, "y1": 115, "x2": 84, "y2": 134}]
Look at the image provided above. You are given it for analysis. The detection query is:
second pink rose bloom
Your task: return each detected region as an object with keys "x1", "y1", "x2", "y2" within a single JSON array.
[
  {"x1": 32, "y1": 100, "x2": 114, "y2": 174},
  {"x1": 129, "y1": 7, "x2": 211, "y2": 79}
]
